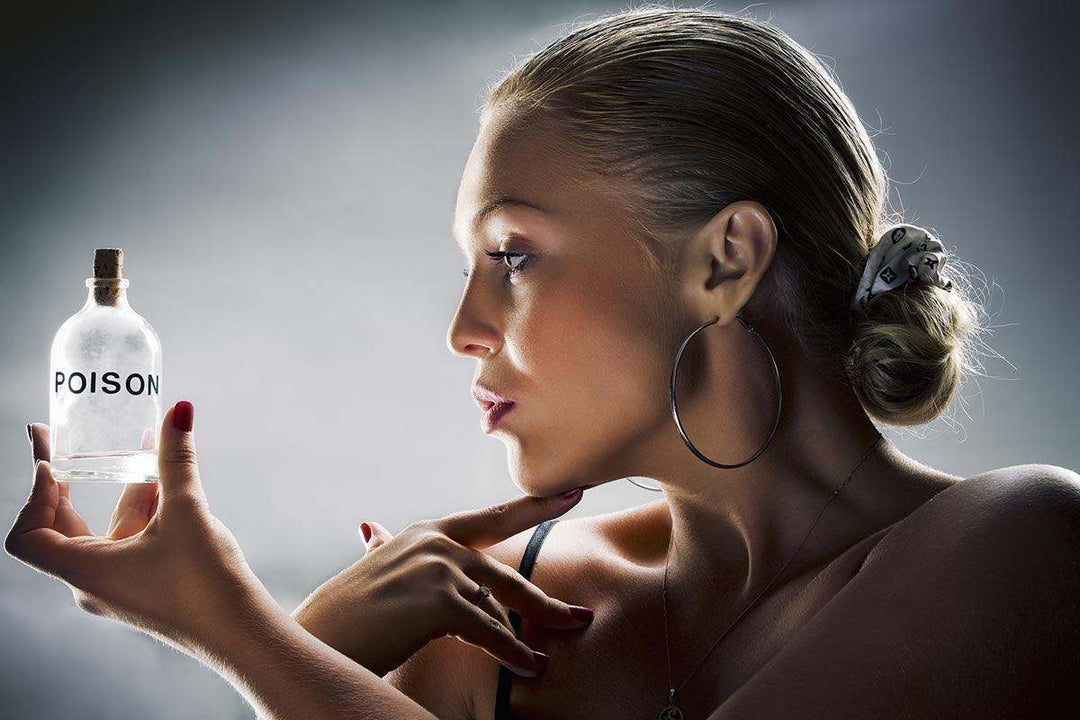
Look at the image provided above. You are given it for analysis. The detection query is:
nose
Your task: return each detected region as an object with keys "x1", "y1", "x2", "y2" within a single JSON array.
[
  {"x1": 446, "y1": 295, "x2": 503, "y2": 359},
  {"x1": 446, "y1": 318, "x2": 502, "y2": 358}
]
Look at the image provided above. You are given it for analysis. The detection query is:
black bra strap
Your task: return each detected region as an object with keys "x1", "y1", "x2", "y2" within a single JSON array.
[{"x1": 492, "y1": 519, "x2": 559, "y2": 720}]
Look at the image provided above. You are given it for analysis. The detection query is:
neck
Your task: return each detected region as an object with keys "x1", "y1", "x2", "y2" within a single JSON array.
[
  {"x1": 84, "y1": 281, "x2": 131, "y2": 309},
  {"x1": 629, "y1": 334, "x2": 954, "y2": 613}
]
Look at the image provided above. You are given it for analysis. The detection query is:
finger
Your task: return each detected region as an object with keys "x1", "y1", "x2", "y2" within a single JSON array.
[
  {"x1": 157, "y1": 400, "x2": 205, "y2": 509},
  {"x1": 447, "y1": 588, "x2": 549, "y2": 678},
  {"x1": 25, "y1": 423, "x2": 88, "y2": 535},
  {"x1": 139, "y1": 427, "x2": 156, "y2": 452},
  {"x1": 107, "y1": 482, "x2": 159, "y2": 539},
  {"x1": 4, "y1": 461, "x2": 96, "y2": 581},
  {"x1": 458, "y1": 579, "x2": 520, "y2": 647},
  {"x1": 471, "y1": 582, "x2": 514, "y2": 631},
  {"x1": 25, "y1": 425, "x2": 88, "y2": 536},
  {"x1": 10, "y1": 461, "x2": 90, "y2": 539},
  {"x1": 54, "y1": 480, "x2": 93, "y2": 537},
  {"x1": 9, "y1": 461, "x2": 59, "y2": 538},
  {"x1": 28, "y1": 423, "x2": 50, "y2": 464},
  {"x1": 435, "y1": 487, "x2": 585, "y2": 549},
  {"x1": 462, "y1": 549, "x2": 594, "y2": 630},
  {"x1": 360, "y1": 520, "x2": 393, "y2": 551},
  {"x1": 106, "y1": 425, "x2": 161, "y2": 538}
]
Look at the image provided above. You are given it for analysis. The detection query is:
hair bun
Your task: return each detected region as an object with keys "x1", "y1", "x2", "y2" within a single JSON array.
[{"x1": 844, "y1": 243, "x2": 981, "y2": 426}]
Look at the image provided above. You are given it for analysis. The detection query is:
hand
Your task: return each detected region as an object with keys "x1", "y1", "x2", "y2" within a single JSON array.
[
  {"x1": 5, "y1": 401, "x2": 260, "y2": 651},
  {"x1": 292, "y1": 489, "x2": 595, "y2": 679}
]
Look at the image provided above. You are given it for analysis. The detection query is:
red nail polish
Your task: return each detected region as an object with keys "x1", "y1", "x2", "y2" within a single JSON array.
[
  {"x1": 172, "y1": 400, "x2": 194, "y2": 432},
  {"x1": 568, "y1": 605, "x2": 594, "y2": 623},
  {"x1": 360, "y1": 522, "x2": 372, "y2": 542}
]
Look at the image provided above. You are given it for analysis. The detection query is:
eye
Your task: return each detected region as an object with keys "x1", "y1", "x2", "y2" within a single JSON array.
[
  {"x1": 460, "y1": 250, "x2": 532, "y2": 281},
  {"x1": 486, "y1": 250, "x2": 531, "y2": 279}
]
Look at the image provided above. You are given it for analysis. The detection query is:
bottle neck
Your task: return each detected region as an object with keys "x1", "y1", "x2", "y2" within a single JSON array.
[{"x1": 84, "y1": 278, "x2": 132, "y2": 309}]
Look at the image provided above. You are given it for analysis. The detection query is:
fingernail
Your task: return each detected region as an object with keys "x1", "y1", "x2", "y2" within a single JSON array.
[
  {"x1": 360, "y1": 522, "x2": 371, "y2": 542},
  {"x1": 558, "y1": 487, "x2": 582, "y2": 500},
  {"x1": 568, "y1": 605, "x2": 594, "y2": 623},
  {"x1": 510, "y1": 663, "x2": 539, "y2": 678},
  {"x1": 172, "y1": 400, "x2": 194, "y2": 432},
  {"x1": 533, "y1": 650, "x2": 550, "y2": 667},
  {"x1": 26, "y1": 423, "x2": 33, "y2": 444}
]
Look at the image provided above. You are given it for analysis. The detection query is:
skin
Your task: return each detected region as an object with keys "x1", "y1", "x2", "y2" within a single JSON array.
[
  {"x1": 6, "y1": 108, "x2": 1080, "y2": 719},
  {"x1": 396, "y1": 108, "x2": 1080, "y2": 718},
  {"x1": 7, "y1": 409, "x2": 589, "y2": 720}
]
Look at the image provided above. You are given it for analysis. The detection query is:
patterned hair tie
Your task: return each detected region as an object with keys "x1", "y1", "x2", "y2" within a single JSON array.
[{"x1": 851, "y1": 223, "x2": 954, "y2": 315}]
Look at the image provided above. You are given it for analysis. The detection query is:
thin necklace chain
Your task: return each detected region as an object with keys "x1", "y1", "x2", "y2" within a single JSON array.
[{"x1": 661, "y1": 433, "x2": 884, "y2": 710}]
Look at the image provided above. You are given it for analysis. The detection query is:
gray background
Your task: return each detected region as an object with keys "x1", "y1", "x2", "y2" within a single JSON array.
[{"x1": 2, "y1": 0, "x2": 1076, "y2": 717}]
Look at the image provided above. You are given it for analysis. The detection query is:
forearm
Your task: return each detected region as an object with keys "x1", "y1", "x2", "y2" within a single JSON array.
[
  {"x1": 181, "y1": 580, "x2": 437, "y2": 720},
  {"x1": 290, "y1": 588, "x2": 396, "y2": 677}
]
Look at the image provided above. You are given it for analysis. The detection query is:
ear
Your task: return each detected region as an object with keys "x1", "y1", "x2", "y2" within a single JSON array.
[{"x1": 680, "y1": 200, "x2": 777, "y2": 326}]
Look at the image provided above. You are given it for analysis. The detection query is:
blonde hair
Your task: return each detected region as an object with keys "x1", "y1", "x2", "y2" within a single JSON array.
[{"x1": 480, "y1": 4, "x2": 988, "y2": 426}]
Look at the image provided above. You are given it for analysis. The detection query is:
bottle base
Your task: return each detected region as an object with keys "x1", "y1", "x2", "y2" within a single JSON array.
[
  {"x1": 51, "y1": 450, "x2": 159, "y2": 484},
  {"x1": 51, "y1": 469, "x2": 158, "y2": 484}
]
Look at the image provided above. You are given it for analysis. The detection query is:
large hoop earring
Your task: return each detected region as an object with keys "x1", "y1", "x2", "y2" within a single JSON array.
[
  {"x1": 627, "y1": 313, "x2": 783, "y2": 491},
  {"x1": 674, "y1": 312, "x2": 782, "y2": 468}
]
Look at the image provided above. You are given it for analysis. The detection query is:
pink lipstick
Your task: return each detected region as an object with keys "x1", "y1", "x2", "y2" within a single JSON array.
[
  {"x1": 480, "y1": 401, "x2": 516, "y2": 433},
  {"x1": 472, "y1": 384, "x2": 516, "y2": 433}
]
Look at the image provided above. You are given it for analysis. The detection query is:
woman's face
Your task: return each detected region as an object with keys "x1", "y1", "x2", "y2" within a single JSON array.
[{"x1": 447, "y1": 114, "x2": 679, "y2": 496}]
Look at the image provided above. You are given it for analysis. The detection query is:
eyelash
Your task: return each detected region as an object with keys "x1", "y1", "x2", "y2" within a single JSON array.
[{"x1": 461, "y1": 250, "x2": 532, "y2": 280}]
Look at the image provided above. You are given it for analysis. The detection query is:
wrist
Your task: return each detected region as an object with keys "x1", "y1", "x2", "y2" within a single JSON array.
[
  {"x1": 172, "y1": 568, "x2": 276, "y2": 660},
  {"x1": 292, "y1": 589, "x2": 385, "y2": 675},
  {"x1": 179, "y1": 579, "x2": 431, "y2": 719}
]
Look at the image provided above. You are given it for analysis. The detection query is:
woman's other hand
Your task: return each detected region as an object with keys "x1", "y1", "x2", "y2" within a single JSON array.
[
  {"x1": 5, "y1": 401, "x2": 261, "y2": 651},
  {"x1": 292, "y1": 488, "x2": 595, "y2": 679}
]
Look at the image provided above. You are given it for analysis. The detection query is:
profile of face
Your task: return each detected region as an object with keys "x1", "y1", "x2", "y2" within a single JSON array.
[{"x1": 447, "y1": 112, "x2": 779, "y2": 497}]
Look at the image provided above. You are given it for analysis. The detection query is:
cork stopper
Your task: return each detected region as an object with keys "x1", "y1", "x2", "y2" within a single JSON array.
[
  {"x1": 93, "y1": 248, "x2": 123, "y2": 279},
  {"x1": 91, "y1": 248, "x2": 125, "y2": 305}
]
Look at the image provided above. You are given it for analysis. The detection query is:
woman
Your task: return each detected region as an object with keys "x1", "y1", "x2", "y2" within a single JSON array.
[{"x1": 7, "y1": 7, "x2": 1080, "y2": 719}]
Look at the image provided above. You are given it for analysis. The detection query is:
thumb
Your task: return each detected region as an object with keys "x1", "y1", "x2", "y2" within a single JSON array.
[
  {"x1": 360, "y1": 520, "x2": 393, "y2": 551},
  {"x1": 157, "y1": 400, "x2": 205, "y2": 506}
]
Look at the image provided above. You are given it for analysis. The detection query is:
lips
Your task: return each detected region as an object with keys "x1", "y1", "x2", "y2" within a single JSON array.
[
  {"x1": 472, "y1": 384, "x2": 513, "y2": 407},
  {"x1": 472, "y1": 384, "x2": 516, "y2": 432},
  {"x1": 480, "y1": 401, "x2": 516, "y2": 433}
]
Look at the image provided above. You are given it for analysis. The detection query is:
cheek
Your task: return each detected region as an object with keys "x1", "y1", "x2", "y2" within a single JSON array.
[{"x1": 508, "y1": 267, "x2": 670, "y2": 483}]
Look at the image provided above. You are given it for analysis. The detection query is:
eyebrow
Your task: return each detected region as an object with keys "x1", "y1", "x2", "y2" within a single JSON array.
[{"x1": 455, "y1": 194, "x2": 549, "y2": 249}]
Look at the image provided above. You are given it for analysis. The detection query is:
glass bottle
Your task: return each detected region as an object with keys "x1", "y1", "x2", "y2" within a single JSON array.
[{"x1": 49, "y1": 248, "x2": 163, "y2": 482}]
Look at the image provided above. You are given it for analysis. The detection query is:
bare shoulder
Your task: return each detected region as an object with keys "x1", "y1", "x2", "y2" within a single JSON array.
[
  {"x1": 860, "y1": 462, "x2": 1080, "y2": 571},
  {"x1": 716, "y1": 463, "x2": 1080, "y2": 719},
  {"x1": 484, "y1": 498, "x2": 668, "y2": 573},
  {"x1": 384, "y1": 634, "x2": 476, "y2": 720},
  {"x1": 460, "y1": 501, "x2": 666, "y2": 718},
  {"x1": 479, "y1": 500, "x2": 667, "y2": 622},
  {"x1": 386, "y1": 504, "x2": 653, "y2": 720},
  {"x1": 383, "y1": 520, "x2": 582, "y2": 720}
]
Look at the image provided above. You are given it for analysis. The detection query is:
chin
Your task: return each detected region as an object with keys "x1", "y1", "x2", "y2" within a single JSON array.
[
  {"x1": 506, "y1": 459, "x2": 558, "y2": 497},
  {"x1": 504, "y1": 442, "x2": 605, "y2": 498},
  {"x1": 503, "y1": 444, "x2": 563, "y2": 497}
]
